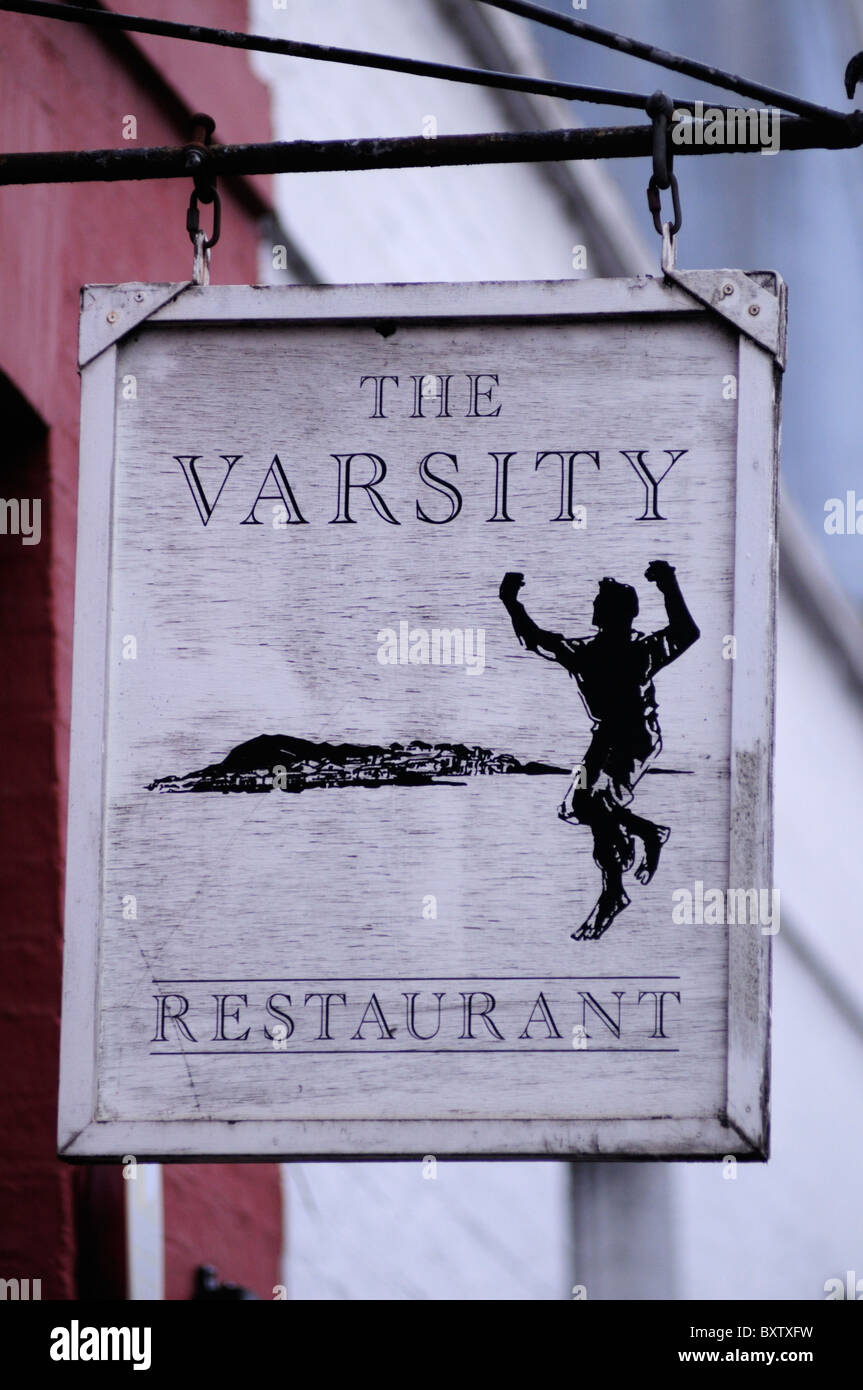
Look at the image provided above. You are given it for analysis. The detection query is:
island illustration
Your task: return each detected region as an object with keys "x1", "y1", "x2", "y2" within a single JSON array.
[
  {"x1": 147, "y1": 733, "x2": 571, "y2": 795},
  {"x1": 145, "y1": 563, "x2": 698, "y2": 944}
]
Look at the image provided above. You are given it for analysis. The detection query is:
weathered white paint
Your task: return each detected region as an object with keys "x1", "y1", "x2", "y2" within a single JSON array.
[{"x1": 59, "y1": 275, "x2": 781, "y2": 1160}]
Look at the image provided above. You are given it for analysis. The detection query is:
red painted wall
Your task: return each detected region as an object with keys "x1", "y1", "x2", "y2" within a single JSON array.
[
  {"x1": 0, "y1": 1, "x2": 281, "y2": 1300},
  {"x1": 163, "y1": 1166, "x2": 284, "y2": 1302}
]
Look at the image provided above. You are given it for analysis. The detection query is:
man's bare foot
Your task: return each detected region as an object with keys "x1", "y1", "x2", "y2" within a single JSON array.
[
  {"x1": 571, "y1": 889, "x2": 631, "y2": 941},
  {"x1": 634, "y1": 825, "x2": 670, "y2": 885}
]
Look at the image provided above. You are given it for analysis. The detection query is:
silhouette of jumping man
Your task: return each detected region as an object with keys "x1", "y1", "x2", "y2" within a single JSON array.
[{"x1": 500, "y1": 562, "x2": 700, "y2": 940}]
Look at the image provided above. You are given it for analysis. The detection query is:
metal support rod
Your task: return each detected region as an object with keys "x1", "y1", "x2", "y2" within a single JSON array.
[
  {"x1": 1, "y1": 117, "x2": 861, "y2": 188},
  {"x1": 0, "y1": 0, "x2": 769, "y2": 117},
  {"x1": 478, "y1": 0, "x2": 849, "y2": 125}
]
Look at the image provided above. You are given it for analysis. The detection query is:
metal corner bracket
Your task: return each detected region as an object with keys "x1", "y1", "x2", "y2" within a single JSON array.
[
  {"x1": 78, "y1": 281, "x2": 195, "y2": 368},
  {"x1": 661, "y1": 267, "x2": 788, "y2": 368}
]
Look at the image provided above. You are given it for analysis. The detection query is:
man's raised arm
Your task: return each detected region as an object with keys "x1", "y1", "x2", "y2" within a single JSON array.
[
  {"x1": 499, "y1": 572, "x2": 565, "y2": 662},
  {"x1": 643, "y1": 560, "x2": 700, "y2": 672}
]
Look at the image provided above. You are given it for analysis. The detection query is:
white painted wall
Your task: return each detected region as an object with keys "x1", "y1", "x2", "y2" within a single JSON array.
[
  {"x1": 671, "y1": 531, "x2": 863, "y2": 1301},
  {"x1": 250, "y1": 0, "x2": 651, "y2": 284},
  {"x1": 284, "y1": 1161, "x2": 572, "y2": 1301},
  {"x1": 774, "y1": 579, "x2": 863, "y2": 1018},
  {"x1": 125, "y1": 1165, "x2": 164, "y2": 1301},
  {"x1": 675, "y1": 934, "x2": 863, "y2": 1300}
]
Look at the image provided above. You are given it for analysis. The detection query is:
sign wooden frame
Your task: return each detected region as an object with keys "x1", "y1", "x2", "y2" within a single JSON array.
[{"x1": 59, "y1": 274, "x2": 784, "y2": 1161}]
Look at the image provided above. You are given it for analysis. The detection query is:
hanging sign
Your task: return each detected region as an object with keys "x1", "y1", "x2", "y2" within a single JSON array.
[{"x1": 59, "y1": 273, "x2": 785, "y2": 1159}]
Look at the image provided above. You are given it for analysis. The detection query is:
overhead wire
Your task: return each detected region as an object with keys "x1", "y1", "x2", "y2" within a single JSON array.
[
  {"x1": 476, "y1": 0, "x2": 849, "y2": 124},
  {"x1": 0, "y1": 0, "x2": 734, "y2": 115}
]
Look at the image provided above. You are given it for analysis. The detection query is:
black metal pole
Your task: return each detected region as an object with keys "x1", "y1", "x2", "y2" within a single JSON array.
[{"x1": 1, "y1": 118, "x2": 861, "y2": 187}]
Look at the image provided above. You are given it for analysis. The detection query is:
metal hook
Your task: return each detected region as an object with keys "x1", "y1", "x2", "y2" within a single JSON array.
[
  {"x1": 845, "y1": 53, "x2": 863, "y2": 100},
  {"x1": 183, "y1": 113, "x2": 220, "y2": 281},
  {"x1": 184, "y1": 114, "x2": 218, "y2": 204},
  {"x1": 647, "y1": 170, "x2": 682, "y2": 238},
  {"x1": 186, "y1": 187, "x2": 221, "y2": 252},
  {"x1": 645, "y1": 92, "x2": 682, "y2": 246},
  {"x1": 645, "y1": 90, "x2": 675, "y2": 188}
]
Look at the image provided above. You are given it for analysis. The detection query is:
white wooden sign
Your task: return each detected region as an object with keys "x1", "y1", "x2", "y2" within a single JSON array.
[{"x1": 59, "y1": 273, "x2": 785, "y2": 1160}]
